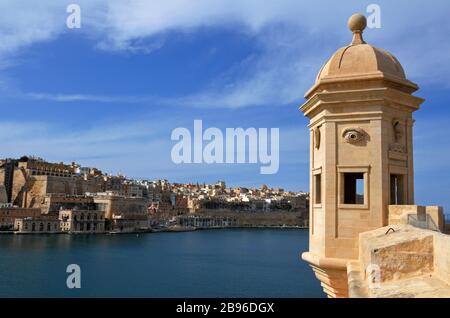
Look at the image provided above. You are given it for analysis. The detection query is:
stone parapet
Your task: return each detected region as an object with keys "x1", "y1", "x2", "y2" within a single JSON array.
[
  {"x1": 347, "y1": 225, "x2": 450, "y2": 298},
  {"x1": 389, "y1": 205, "x2": 445, "y2": 233},
  {"x1": 426, "y1": 206, "x2": 445, "y2": 232},
  {"x1": 388, "y1": 205, "x2": 425, "y2": 225}
]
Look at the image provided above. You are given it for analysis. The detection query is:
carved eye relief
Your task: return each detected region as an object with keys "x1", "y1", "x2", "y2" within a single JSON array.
[{"x1": 342, "y1": 128, "x2": 366, "y2": 144}]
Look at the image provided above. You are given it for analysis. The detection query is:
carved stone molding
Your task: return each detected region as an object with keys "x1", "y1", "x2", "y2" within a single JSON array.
[{"x1": 389, "y1": 143, "x2": 406, "y2": 153}]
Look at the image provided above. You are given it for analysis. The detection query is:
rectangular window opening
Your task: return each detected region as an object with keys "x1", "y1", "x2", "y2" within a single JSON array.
[
  {"x1": 343, "y1": 173, "x2": 365, "y2": 205},
  {"x1": 390, "y1": 174, "x2": 404, "y2": 205},
  {"x1": 314, "y1": 174, "x2": 322, "y2": 204}
]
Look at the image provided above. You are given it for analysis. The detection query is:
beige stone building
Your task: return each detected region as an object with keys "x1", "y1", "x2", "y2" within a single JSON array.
[
  {"x1": 0, "y1": 157, "x2": 142, "y2": 211},
  {"x1": 0, "y1": 205, "x2": 41, "y2": 230},
  {"x1": 300, "y1": 14, "x2": 450, "y2": 298},
  {"x1": 41, "y1": 194, "x2": 96, "y2": 214},
  {"x1": 59, "y1": 209, "x2": 105, "y2": 233},
  {"x1": 14, "y1": 216, "x2": 60, "y2": 234},
  {"x1": 93, "y1": 193, "x2": 149, "y2": 232}
]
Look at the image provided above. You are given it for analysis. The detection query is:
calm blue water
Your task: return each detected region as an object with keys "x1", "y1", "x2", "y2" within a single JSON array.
[{"x1": 0, "y1": 229, "x2": 324, "y2": 298}]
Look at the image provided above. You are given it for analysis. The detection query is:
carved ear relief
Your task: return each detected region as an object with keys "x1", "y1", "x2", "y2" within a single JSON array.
[
  {"x1": 392, "y1": 119, "x2": 404, "y2": 142},
  {"x1": 314, "y1": 126, "x2": 321, "y2": 149},
  {"x1": 342, "y1": 128, "x2": 367, "y2": 144}
]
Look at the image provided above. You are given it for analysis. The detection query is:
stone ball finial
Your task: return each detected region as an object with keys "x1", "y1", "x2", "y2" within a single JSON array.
[{"x1": 348, "y1": 13, "x2": 367, "y2": 33}]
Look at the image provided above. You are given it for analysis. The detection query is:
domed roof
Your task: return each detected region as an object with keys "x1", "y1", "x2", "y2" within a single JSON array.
[{"x1": 315, "y1": 14, "x2": 406, "y2": 83}]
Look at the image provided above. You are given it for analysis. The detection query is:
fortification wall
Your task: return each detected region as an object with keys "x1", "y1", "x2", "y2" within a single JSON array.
[{"x1": 196, "y1": 209, "x2": 308, "y2": 227}]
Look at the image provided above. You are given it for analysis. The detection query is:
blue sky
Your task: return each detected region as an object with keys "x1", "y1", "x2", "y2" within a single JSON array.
[{"x1": 0, "y1": 0, "x2": 450, "y2": 211}]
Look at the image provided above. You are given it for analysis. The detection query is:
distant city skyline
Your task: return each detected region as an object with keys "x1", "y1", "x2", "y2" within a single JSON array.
[
  {"x1": 1, "y1": 155, "x2": 300, "y2": 193},
  {"x1": 0, "y1": 0, "x2": 449, "y2": 210}
]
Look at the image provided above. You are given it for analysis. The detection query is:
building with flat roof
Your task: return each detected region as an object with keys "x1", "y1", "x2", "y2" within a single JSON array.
[
  {"x1": 0, "y1": 206, "x2": 41, "y2": 231},
  {"x1": 93, "y1": 193, "x2": 149, "y2": 232},
  {"x1": 59, "y1": 209, "x2": 105, "y2": 233},
  {"x1": 14, "y1": 216, "x2": 60, "y2": 234}
]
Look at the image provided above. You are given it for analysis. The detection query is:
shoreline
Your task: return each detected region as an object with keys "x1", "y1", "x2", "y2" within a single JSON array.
[
  {"x1": 153, "y1": 225, "x2": 308, "y2": 233},
  {"x1": 0, "y1": 225, "x2": 308, "y2": 235}
]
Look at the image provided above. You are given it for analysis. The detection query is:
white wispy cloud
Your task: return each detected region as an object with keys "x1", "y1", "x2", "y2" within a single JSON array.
[
  {"x1": 26, "y1": 92, "x2": 158, "y2": 104},
  {"x1": 1, "y1": 0, "x2": 450, "y2": 109}
]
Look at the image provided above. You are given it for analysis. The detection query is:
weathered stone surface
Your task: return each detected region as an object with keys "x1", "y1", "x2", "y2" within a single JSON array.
[
  {"x1": 370, "y1": 275, "x2": 450, "y2": 298},
  {"x1": 388, "y1": 205, "x2": 426, "y2": 225},
  {"x1": 434, "y1": 232, "x2": 450, "y2": 285},
  {"x1": 360, "y1": 225, "x2": 434, "y2": 283},
  {"x1": 0, "y1": 185, "x2": 6, "y2": 203},
  {"x1": 347, "y1": 225, "x2": 450, "y2": 298},
  {"x1": 426, "y1": 206, "x2": 445, "y2": 232}
]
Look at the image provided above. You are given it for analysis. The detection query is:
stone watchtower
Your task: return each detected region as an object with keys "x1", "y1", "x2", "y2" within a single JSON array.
[{"x1": 300, "y1": 14, "x2": 424, "y2": 297}]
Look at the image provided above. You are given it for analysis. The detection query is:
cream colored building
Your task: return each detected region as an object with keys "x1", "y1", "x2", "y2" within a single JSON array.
[
  {"x1": 14, "y1": 216, "x2": 60, "y2": 234},
  {"x1": 59, "y1": 209, "x2": 105, "y2": 233},
  {"x1": 0, "y1": 206, "x2": 41, "y2": 230},
  {"x1": 93, "y1": 193, "x2": 149, "y2": 232},
  {"x1": 300, "y1": 14, "x2": 449, "y2": 298}
]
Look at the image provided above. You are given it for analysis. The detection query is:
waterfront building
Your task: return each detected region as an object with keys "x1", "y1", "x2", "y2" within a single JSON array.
[
  {"x1": 0, "y1": 206, "x2": 41, "y2": 230},
  {"x1": 178, "y1": 215, "x2": 237, "y2": 228},
  {"x1": 41, "y1": 193, "x2": 96, "y2": 214},
  {"x1": 14, "y1": 216, "x2": 60, "y2": 234},
  {"x1": 93, "y1": 193, "x2": 149, "y2": 232},
  {"x1": 59, "y1": 209, "x2": 105, "y2": 233}
]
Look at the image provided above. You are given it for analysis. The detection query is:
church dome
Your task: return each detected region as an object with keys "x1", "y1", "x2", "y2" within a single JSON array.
[{"x1": 315, "y1": 14, "x2": 406, "y2": 83}]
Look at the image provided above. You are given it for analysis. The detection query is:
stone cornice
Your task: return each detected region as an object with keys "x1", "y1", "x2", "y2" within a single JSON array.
[
  {"x1": 304, "y1": 72, "x2": 419, "y2": 98},
  {"x1": 300, "y1": 87, "x2": 424, "y2": 118}
]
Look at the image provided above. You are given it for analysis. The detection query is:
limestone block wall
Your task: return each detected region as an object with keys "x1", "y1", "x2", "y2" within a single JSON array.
[
  {"x1": 426, "y1": 206, "x2": 445, "y2": 232},
  {"x1": 196, "y1": 209, "x2": 307, "y2": 227},
  {"x1": 389, "y1": 205, "x2": 445, "y2": 233},
  {"x1": 388, "y1": 205, "x2": 425, "y2": 225},
  {"x1": 434, "y1": 233, "x2": 450, "y2": 285},
  {"x1": 11, "y1": 169, "x2": 26, "y2": 205},
  {"x1": 351, "y1": 225, "x2": 450, "y2": 298},
  {"x1": 359, "y1": 226, "x2": 434, "y2": 283},
  {"x1": 0, "y1": 185, "x2": 7, "y2": 203}
]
